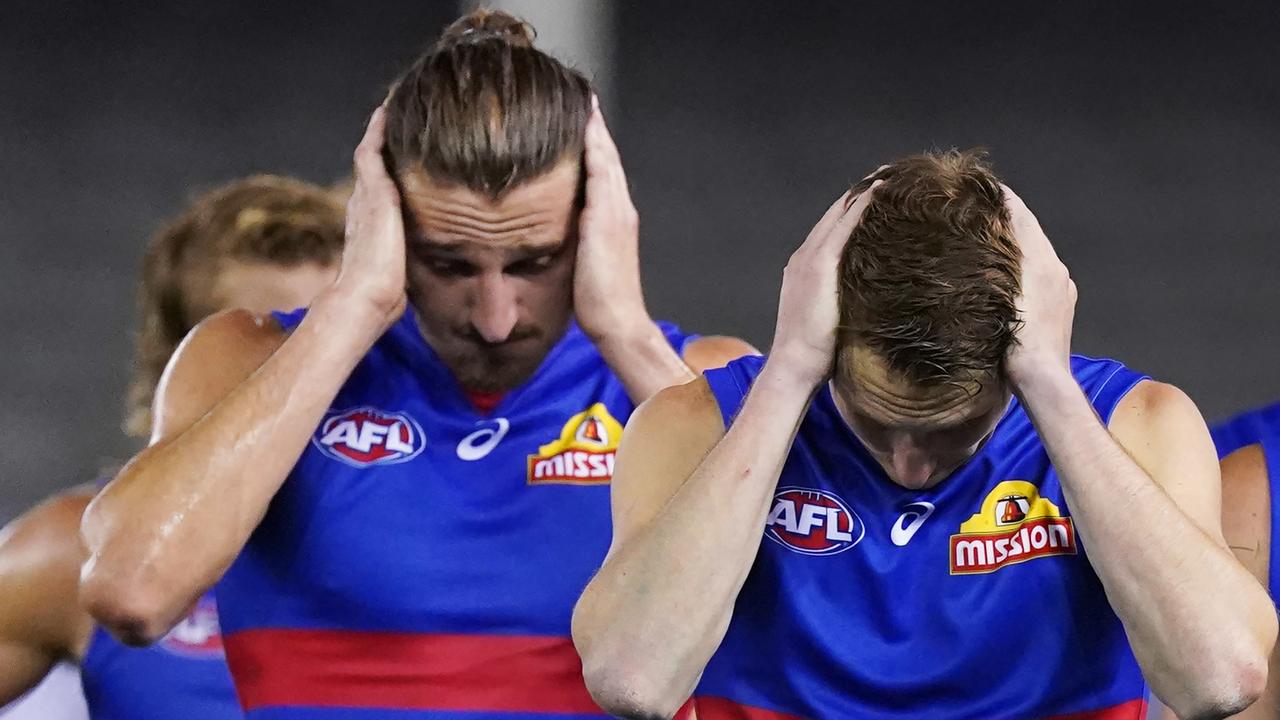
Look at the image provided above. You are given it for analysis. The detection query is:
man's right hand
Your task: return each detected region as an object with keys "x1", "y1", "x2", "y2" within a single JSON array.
[
  {"x1": 766, "y1": 181, "x2": 881, "y2": 389},
  {"x1": 328, "y1": 104, "x2": 407, "y2": 334}
]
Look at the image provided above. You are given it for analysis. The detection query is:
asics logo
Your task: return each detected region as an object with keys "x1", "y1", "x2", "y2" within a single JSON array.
[
  {"x1": 891, "y1": 501, "x2": 936, "y2": 547},
  {"x1": 456, "y1": 418, "x2": 511, "y2": 461}
]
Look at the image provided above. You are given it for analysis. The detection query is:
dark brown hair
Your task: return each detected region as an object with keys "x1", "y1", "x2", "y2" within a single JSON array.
[
  {"x1": 838, "y1": 150, "x2": 1021, "y2": 387},
  {"x1": 125, "y1": 175, "x2": 345, "y2": 437},
  {"x1": 384, "y1": 9, "x2": 593, "y2": 198}
]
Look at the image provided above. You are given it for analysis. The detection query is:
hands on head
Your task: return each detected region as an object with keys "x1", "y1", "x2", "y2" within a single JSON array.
[
  {"x1": 999, "y1": 184, "x2": 1076, "y2": 386},
  {"x1": 768, "y1": 180, "x2": 882, "y2": 388},
  {"x1": 331, "y1": 103, "x2": 408, "y2": 334},
  {"x1": 335, "y1": 96, "x2": 653, "y2": 345},
  {"x1": 766, "y1": 172, "x2": 1077, "y2": 392},
  {"x1": 573, "y1": 95, "x2": 651, "y2": 344}
]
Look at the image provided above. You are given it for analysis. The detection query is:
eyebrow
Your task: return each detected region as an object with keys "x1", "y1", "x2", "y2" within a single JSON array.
[{"x1": 412, "y1": 237, "x2": 567, "y2": 255}]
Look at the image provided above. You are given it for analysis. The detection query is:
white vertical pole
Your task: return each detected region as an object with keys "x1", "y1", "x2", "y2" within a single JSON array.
[{"x1": 459, "y1": 0, "x2": 616, "y2": 99}]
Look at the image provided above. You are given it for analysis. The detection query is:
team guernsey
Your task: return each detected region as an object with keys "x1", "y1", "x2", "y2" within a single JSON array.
[
  {"x1": 216, "y1": 309, "x2": 695, "y2": 719},
  {"x1": 1211, "y1": 401, "x2": 1280, "y2": 600},
  {"x1": 694, "y1": 355, "x2": 1151, "y2": 720},
  {"x1": 1212, "y1": 400, "x2": 1280, "y2": 459},
  {"x1": 81, "y1": 591, "x2": 240, "y2": 719}
]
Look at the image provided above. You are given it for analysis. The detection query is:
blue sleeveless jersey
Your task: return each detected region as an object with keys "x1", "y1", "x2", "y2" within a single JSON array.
[
  {"x1": 1211, "y1": 401, "x2": 1280, "y2": 601},
  {"x1": 81, "y1": 592, "x2": 241, "y2": 719},
  {"x1": 217, "y1": 310, "x2": 696, "y2": 719},
  {"x1": 1212, "y1": 400, "x2": 1280, "y2": 459},
  {"x1": 695, "y1": 355, "x2": 1150, "y2": 720}
]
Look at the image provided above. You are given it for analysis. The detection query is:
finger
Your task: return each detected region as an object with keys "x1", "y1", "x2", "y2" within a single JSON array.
[
  {"x1": 353, "y1": 105, "x2": 389, "y2": 182},
  {"x1": 820, "y1": 179, "x2": 882, "y2": 255},
  {"x1": 1000, "y1": 182, "x2": 1048, "y2": 233},
  {"x1": 805, "y1": 190, "x2": 857, "y2": 246},
  {"x1": 999, "y1": 183, "x2": 1058, "y2": 260},
  {"x1": 583, "y1": 107, "x2": 635, "y2": 211},
  {"x1": 863, "y1": 164, "x2": 891, "y2": 183},
  {"x1": 584, "y1": 103, "x2": 623, "y2": 177}
]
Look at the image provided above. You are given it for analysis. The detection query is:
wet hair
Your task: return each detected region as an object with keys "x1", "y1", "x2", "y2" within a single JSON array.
[
  {"x1": 838, "y1": 150, "x2": 1021, "y2": 387},
  {"x1": 125, "y1": 175, "x2": 345, "y2": 436},
  {"x1": 384, "y1": 9, "x2": 593, "y2": 198}
]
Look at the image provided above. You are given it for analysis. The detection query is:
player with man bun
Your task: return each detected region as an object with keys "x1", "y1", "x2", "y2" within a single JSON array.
[{"x1": 80, "y1": 10, "x2": 749, "y2": 718}]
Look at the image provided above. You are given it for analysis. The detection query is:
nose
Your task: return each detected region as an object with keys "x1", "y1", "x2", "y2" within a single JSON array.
[
  {"x1": 470, "y1": 272, "x2": 519, "y2": 343},
  {"x1": 888, "y1": 434, "x2": 938, "y2": 488}
]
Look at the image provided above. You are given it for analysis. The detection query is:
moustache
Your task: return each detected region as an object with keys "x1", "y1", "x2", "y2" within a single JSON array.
[{"x1": 455, "y1": 326, "x2": 542, "y2": 348}]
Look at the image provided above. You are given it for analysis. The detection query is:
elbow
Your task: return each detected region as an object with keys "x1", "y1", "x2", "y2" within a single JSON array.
[
  {"x1": 1168, "y1": 646, "x2": 1270, "y2": 720},
  {"x1": 77, "y1": 482, "x2": 182, "y2": 645},
  {"x1": 79, "y1": 557, "x2": 180, "y2": 646},
  {"x1": 573, "y1": 604, "x2": 687, "y2": 720},
  {"x1": 581, "y1": 658, "x2": 686, "y2": 720}
]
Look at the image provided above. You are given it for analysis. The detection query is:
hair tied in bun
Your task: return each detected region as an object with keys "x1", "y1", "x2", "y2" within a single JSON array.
[{"x1": 441, "y1": 10, "x2": 535, "y2": 48}]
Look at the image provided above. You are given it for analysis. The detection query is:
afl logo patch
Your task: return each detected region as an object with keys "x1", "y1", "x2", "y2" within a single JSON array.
[
  {"x1": 313, "y1": 406, "x2": 426, "y2": 467},
  {"x1": 765, "y1": 487, "x2": 865, "y2": 556},
  {"x1": 160, "y1": 595, "x2": 224, "y2": 658}
]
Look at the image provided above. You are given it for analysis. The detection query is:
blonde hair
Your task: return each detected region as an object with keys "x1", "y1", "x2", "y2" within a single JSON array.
[{"x1": 125, "y1": 175, "x2": 345, "y2": 436}]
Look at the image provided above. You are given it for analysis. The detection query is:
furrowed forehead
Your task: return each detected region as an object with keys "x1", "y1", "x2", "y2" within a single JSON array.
[
  {"x1": 840, "y1": 345, "x2": 1002, "y2": 429},
  {"x1": 398, "y1": 161, "x2": 579, "y2": 247}
]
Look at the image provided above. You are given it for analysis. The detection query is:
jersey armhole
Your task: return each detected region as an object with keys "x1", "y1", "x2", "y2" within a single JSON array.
[
  {"x1": 701, "y1": 359, "x2": 760, "y2": 430},
  {"x1": 1261, "y1": 438, "x2": 1280, "y2": 599},
  {"x1": 1091, "y1": 361, "x2": 1151, "y2": 426}
]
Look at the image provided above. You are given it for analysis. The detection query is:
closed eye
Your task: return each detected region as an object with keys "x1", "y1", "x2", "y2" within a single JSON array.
[
  {"x1": 418, "y1": 254, "x2": 479, "y2": 278},
  {"x1": 505, "y1": 251, "x2": 560, "y2": 276}
]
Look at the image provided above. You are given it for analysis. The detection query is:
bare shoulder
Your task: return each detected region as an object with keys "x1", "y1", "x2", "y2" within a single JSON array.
[
  {"x1": 0, "y1": 487, "x2": 94, "y2": 558},
  {"x1": 0, "y1": 486, "x2": 98, "y2": 654},
  {"x1": 612, "y1": 377, "x2": 726, "y2": 542},
  {"x1": 681, "y1": 336, "x2": 759, "y2": 373},
  {"x1": 1108, "y1": 379, "x2": 1224, "y2": 537},
  {"x1": 1108, "y1": 380, "x2": 1215, "y2": 460},
  {"x1": 1220, "y1": 444, "x2": 1271, "y2": 582},
  {"x1": 623, "y1": 375, "x2": 726, "y2": 446},
  {"x1": 1109, "y1": 379, "x2": 1205, "y2": 433},
  {"x1": 152, "y1": 309, "x2": 288, "y2": 441}
]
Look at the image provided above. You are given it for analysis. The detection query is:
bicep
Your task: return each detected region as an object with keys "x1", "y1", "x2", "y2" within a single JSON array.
[
  {"x1": 609, "y1": 379, "x2": 726, "y2": 549},
  {"x1": 151, "y1": 309, "x2": 287, "y2": 444},
  {"x1": 1109, "y1": 380, "x2": 1226, "y2": 544}
]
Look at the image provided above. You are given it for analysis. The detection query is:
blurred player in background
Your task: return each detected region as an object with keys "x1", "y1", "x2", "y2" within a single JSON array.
[
  {"x1": 79, "y1": 10, "x2": 750, "y2": 719},
  {"x1": 0, "y1": 175, "x2": 345, "y2": 719},
  {"x1": 1214, "y1": 401, "x2": 1280, "y2": 459},
  {"x1": 1211, "y1": 401, "x2": 1280, "y2": 719},
  {"x1": 573, "y1": 154, "x2": 1276, "y2": 719}
]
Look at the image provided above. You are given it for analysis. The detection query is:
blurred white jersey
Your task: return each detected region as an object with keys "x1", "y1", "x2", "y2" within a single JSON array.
[{"x1": 0, "y1": 664, "x2": 88, "y2": 720}]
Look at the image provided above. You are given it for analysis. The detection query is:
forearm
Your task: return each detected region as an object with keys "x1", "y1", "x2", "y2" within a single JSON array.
[
  {"x1": 81, "y1": 294, "x2": 381, "y2": 637},
  {"x1": 1018, "y1": 369, "x2": 1275, "y2": 712},
  {"x1": 575, "y1": 362, "x2": 815, "y2": 710},
  {"x1": 594, "y1": 319, "x2": 696, "y2": 405}
]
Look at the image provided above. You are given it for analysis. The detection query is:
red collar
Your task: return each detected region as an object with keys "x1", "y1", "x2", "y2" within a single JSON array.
[{"x1": 463, "y1": 388, "x2": 506, "y2": 415}]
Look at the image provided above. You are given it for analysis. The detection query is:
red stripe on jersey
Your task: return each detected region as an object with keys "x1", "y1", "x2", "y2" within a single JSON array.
[
  {"x1": 1049, "y1": 698, "x2": 1148, "y2": 720},
  {"x1": 224, "y1": 628, "x2": 603, "y2": 714},
  {"x1": 695, "y1": 697, "x2": 1146, "y2": 720}
]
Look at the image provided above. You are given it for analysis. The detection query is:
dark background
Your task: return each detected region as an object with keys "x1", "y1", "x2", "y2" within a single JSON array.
[{"x1": 2, "y1": 0, "x2": 1278, "y2": 523}]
